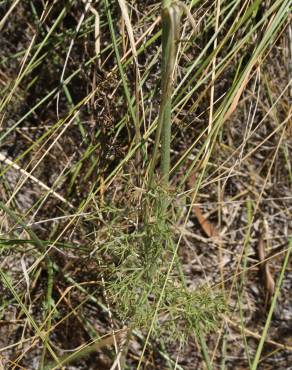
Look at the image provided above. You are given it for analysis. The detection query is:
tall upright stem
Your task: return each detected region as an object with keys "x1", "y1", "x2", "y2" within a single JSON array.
[
  {"x1": 160, "y1": 3, "x2": 173, "y2": 190},
  {"x1": 162, "y1": 0, "x2": 172, "y2": 8},
  {"x1": 148, "y1": 0, "x2": 179, "y2": 202}
]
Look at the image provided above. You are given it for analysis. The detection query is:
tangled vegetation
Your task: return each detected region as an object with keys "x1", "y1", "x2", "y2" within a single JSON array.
[{"x1": 0, "y1": 0, "x2": 291, "y2": 369}]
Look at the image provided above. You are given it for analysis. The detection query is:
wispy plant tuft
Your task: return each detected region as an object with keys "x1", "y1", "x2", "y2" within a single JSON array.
[{"x1": 93, "y1": 192, "x2": 227, "y2": 343}]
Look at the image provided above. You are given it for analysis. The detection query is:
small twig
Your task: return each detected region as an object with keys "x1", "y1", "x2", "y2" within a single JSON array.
[{"x1": 257, "y1": 220, "x2": 275, "y2": 308}]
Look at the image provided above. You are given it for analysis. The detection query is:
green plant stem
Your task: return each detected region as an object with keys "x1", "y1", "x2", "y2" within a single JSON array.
[
  {"x1": 163, "y1": 0, "x2": 172, "y2": 8},
  {"x1": 148, "y1": 1, "x2": 181, "y2": 213},
  {"x1": 197, "y1": 330, "x2": 213, "y2": 370}
]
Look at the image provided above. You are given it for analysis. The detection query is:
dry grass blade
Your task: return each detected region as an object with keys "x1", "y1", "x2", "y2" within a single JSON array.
[
  {"x1": 0, "y1": 0, "x2": 21, "y2": 31},
  {"x1": 46, "y1": 329, "x2": 128, "y2": 370},
  {"x1": 0, "y1": 153, "x2": 73, "y2": 208},
  {"x1": 224, "y1": 64, "x2": 254, "y2": 122},
  {"x1": 257, "y1": 228, "x2": 275, "y2": 307},
  {"x1": 225, "y1": 317, "x2": 292, "y2": 352},
  {"x1": 117, "y1": 0, "x2": 138, "y2": 60},
  {"x1": 117, "y1": 0, "x2": 143, "y2": 170},
  {"x1": 188, "y1": 172, "x2": 221, "y2": 242},
  {"x1": 82, "y1": 0, "x2": 101, "y2": 62}
]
